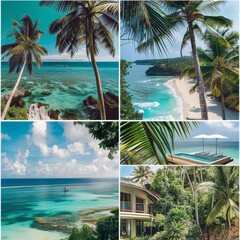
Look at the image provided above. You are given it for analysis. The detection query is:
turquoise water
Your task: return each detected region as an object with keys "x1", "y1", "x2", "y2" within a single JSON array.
[
  {"x1": 125, "y1": 64, "x2": 181, "y2": 120},
  {"x1": 173, "y1": 141, "x2": 239, "y2": 165},
  {"x1": 173, "y1": 153, "x2": 227, "y2": 164},
  {"x1": 1, "y1": 178, "x2": 118, "y2": 240},
  {"x1": 1, "y1": 62, "x2": 119, "y2": 119}
]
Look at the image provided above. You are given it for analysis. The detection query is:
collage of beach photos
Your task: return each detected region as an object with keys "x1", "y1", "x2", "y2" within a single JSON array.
[{"x1": 1, "y1": 1, "x2": 239, "y2": 240}]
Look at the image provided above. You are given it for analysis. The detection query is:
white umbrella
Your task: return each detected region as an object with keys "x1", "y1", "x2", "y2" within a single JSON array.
[
  {"x1": 193, "y1": 134, "x2": 210, "y2": 152},
  {"x1": 208, "y1": 134, "x2": 228, "y2": 154}
]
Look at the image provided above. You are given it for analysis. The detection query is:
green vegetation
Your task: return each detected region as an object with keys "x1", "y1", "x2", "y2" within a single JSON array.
[
  {"x1": 68, "y1": 208, "x2": 118, "y2": 240},
  {"x1": 121, "y1": 0, "x2": 238, "y2": 120},
  {"x1": 40, "y1": 1, "x2": 119, "y2": 120},
  {"x1": 183, "y1": 28, "x2": 239, "y2": 118},
  {"x1": 1, "y1": 15, "x2": 47, "y2": 120},
  {"x1": 75, "y1": 122, "x2": 118, "y2": 159},
  {"x1": 1, "y1": 103, "x2": 28, "y2": 120},
  {"x1": 120, "y1": 121, "x2": 198, "y2": 164},
  {"x1": 120, "y1": 60, "x2": 142, "y2": 120},
  {"x1": 126, "y1": 166, "x2": 239, "y2": 240},
  {"x1": 145, "y1": 56, "x2": 194, "y2": 76}
]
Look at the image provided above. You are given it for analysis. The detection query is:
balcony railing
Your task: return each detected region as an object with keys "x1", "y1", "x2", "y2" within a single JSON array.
[{"x1": 120, "y1": 201, "x2": 152, "y2": 214}]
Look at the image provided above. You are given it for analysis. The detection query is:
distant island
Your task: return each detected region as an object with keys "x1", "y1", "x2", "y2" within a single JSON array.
[{"x1": 134, "y1": 56, "x2": 193, "y2": 76}]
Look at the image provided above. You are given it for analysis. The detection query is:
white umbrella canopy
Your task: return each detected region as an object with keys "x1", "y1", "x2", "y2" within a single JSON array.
[
  {"x1": 193, "y1": 134, "x2": 210, "y2": 152},
  {"x1": 208, "y1": 134, "x2": 228, "y2": 154}
]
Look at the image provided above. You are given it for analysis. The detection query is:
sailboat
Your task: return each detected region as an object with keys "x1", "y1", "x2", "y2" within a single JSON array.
[{"x1": 63, "y1": 186, "x2": 69, "y2": 192}]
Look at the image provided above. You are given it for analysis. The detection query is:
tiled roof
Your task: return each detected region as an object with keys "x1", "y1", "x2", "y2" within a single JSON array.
[{"x1": 121, "y1": 177, "x2": 160, "y2": 203}]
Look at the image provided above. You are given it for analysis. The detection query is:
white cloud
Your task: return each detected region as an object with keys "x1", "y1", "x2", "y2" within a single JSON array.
[
  {"x1": 1, "y1": 133, "x2": 11, "y2": 140},
  {"x1": 205, "y1": 122, "x2": 239, "y2": 132},
  {"x1": 32, "y1": 121, "x2": 49, "y2": 156},
  {"x1": 1, "y1": 150, "x2": 29, "y2": 176},
  {"x1": 67, "y1": 142, "x2": 89, "y2": 155},
  {"x1": 36, "y1": 156, "x2": 118, "y2": 178},
  {"x1": 42, "y1": 48, "x2": 118, "y2": 62}
]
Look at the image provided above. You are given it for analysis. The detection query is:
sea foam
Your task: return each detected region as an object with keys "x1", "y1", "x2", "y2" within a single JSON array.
[{"x1": 134, "y1": 101, "x2": 160, "y2": 108}]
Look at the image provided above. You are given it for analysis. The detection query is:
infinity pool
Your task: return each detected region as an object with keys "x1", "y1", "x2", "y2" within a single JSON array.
[{"x1": 172, "y1": 153, "x2": 230, "y2": 164}]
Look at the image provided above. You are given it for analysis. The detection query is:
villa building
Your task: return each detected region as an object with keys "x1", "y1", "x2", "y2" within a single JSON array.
[{"x1": 120, "y1": 177, "x2": 160, "y2": 238}]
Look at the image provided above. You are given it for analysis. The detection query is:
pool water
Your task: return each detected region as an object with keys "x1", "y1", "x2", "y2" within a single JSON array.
[{"x1": 173, "y1": 153, "x2": 226, "y2": 164}]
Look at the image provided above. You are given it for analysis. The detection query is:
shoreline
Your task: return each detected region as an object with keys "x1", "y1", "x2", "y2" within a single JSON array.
[{"x1": 168, "y1": 78, "x2": 239, "y2": 120}]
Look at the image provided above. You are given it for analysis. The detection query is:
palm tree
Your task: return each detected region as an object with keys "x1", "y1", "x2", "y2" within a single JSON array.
[
  {"x1": 197, "y1": 167, "x2": 239, "y2": 230},
  {"x1": 39, "y1": 1, "x2": 119, "y2": 120},
  {"x1": 121, "y1": 1, "x2": 174, "y2": 55},
  {"x1": 120, "y1": 121, "x2": 198, "y2": 164},
  {"x1": 184, "y1": 28, "x2": 239, "y2": 120},
  {"x1": 161, "y1": 0, "x2": 232, "y2": 120},
  {"x1": 1, "y1": 15, "x2": 48, "y2": 120},
  {"x1": 131, "y1": 166, "x2": 155, "y2": 185}
]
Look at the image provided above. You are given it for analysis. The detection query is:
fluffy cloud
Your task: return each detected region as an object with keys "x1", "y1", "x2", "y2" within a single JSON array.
[
  {"x1": 1, "y1": 133, "x2": 11, "y2": 140},
  {"x1": 205, "y1": 122, "x2": 239, "y2": 132},
  {"x1": 36, "y1": 156, "x2": 118, "y2": 178},
  {"x1": 31, "y1": 122, "x2": 89, "y2": 158},
  {"x1": 1, "y1": 150, "x2": 29, "y2": 176},
  {"x1": 32, "y1": 121, "x2": 49, "y2": 156}
]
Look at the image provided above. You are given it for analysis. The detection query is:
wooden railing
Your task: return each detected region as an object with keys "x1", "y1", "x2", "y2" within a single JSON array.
[{"x1": 120, "y1": 201, "x2": 152, "y2": 214}]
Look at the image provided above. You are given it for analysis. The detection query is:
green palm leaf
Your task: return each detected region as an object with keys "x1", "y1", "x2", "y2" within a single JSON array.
[{"x1": 121, "y1": 121, "x2": 198, "y2": 165}]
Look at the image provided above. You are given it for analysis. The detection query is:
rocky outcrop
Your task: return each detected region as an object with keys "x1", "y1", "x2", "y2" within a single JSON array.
[
  {"x1": 1, "y1": 88, "x2": 31, "y2": 106},
  {"x1": 15, "y1": 99, "x2": 25, "y2": 108},
  {"x1": 48, "y1": 109, "x2": 61, "y2": 120},
  {"x1": 104, "y1": 92, "x2": 119, "y2": 120},
  {"x1": 28, "y1": 102, "x2": 50, "y2": 120},
  {"x1": 83, "y1": 95, "x2": 98, "y2": 109},
  {"x1": 28, "y1": 103, "x2": 62, "y2": 120},
  {"x1": 83, "y1": 92, "x2": 119, "y2": 120}
]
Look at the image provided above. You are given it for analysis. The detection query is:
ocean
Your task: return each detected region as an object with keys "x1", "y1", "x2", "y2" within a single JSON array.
[
  {"x1": 125, "y1": 64, "x2": 182, "y2": 120},
  {"x1": 1, "y1": 178, "x2": 118, "y2": 240},
  {"x1": 173, "y1": 141, "x2": 239, "y2": 165},
  {"x1": 1, "y1": 61, "x2": 119, "y2": 119}
]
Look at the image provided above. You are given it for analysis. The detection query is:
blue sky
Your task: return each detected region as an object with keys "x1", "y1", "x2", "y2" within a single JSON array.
[
  {"x1": 121, "y1": 166, "x2": 161, "y2": 178},
  {"x1": 121, "y1": 0, "x2": 239, "y2": 61},
  {"x1": 1, "y1": 122, "x2": 119, "y2": 178},
  {"x1": 176, "y1": 121, "x2": 239, "y2": 142},
  {"x1": 1, "y1": 1, "x2": 119, "y2": 62}
]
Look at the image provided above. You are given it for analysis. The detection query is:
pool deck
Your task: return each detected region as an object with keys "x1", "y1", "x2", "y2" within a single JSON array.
[{"x1": 166, "y1": 154, "x2": 232, "y2": 165}]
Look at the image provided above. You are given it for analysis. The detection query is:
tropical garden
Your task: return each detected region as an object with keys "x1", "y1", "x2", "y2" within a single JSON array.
[
  {"x1": 124, "y1": 166, "x2": 239, "y2": 240},
  {"x1": 120, "y1": 0, "x2": 239, "y2": 120},
  {"x1": 1, "y1": 0, "x2": 119, "y2": 120}
]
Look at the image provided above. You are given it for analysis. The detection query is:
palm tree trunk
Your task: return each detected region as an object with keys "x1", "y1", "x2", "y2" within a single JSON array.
[
  {"x1": 88, "y1": 14, "x2": 106, "y2": 120},
  {"x1": 89, "y1": 51, "x2": 106, "y2": 120},
  {"x1": 188, "y1": 21, "x2": 208, "y2": 120},
  {"x1": 220, "y1": 82, "x2": 226, "y2": 120},
  {"x1": 1, "y1": 55, "x2": 27, "y2": 120}
]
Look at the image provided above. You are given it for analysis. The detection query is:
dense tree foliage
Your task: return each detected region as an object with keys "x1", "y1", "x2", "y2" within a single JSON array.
[
  {"x1": 68, "y1": 208, "x2": 118, "y2": 240},
  {"x1": 126, "y1": 166, "x2": 239, "y2": 240},
  {"x1": 120, "y1": 60, "x2": 143, "y2": 120},
  {"x1": 96, "y1": 208, "x2": 118, "y2": 240}
]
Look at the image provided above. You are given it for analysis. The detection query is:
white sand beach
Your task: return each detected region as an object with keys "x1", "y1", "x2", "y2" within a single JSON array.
[{"x1": 169, "y1": 78, "x2": 239, "y2": 120}]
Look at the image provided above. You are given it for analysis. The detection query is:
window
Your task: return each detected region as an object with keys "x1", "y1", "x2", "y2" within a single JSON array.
[
  {"x1": 121, "y1": 219, "x2": 131, "y2": 237},
  {"x1": 121, "y1": 192, "x2": 132, "y2": 211},
  {"x1": 136, "y1": 197, "x2": 144, "y2": 212},
  {"x1": 136, "y1": 220, "x2": 144, "y2": 236}
]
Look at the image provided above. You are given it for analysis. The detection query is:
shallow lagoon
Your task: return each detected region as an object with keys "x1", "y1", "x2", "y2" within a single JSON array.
[
  {"x1": 1, "y1": 62, "x2": 119, "y2": 119},
  {"x1": 1, "y1": 178, "x2": 118, "y2": 240}
]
